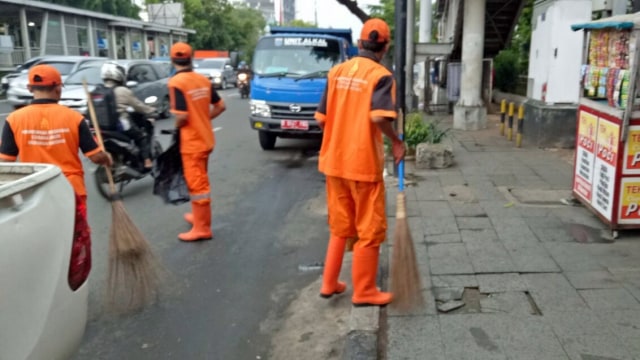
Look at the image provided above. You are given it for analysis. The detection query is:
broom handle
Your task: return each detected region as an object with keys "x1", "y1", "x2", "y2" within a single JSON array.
[
  {"x1": 82, "y1": 79, "x2": 117, "y2": 194},
  {"x1": 397, "y1": 108, "x2": 405, "y2": 192}
]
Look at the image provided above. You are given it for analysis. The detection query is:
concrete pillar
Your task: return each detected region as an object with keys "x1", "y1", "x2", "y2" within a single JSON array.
[
  {"x1": 60, "y1": 15, "x2": 68, "y2": 56},
  {"x1": 19, "y1": 8, "x2": 31, "y2": 60},
  {"x1": 154, "y1": 33, "x2": 161, "y2": 57},
  {"x1": 110, "y1": 27, "x2": 117, "y2": 59},
  {"x1": 39, "y1": 12, "x2": 48, "y2": 56},
  {"x1": 419, "y1": 0, "x2": 431, "y2": 41},
  {"x1": 453, "y1": 0, "x2": 487, "y2": 130},
  {"x1": 124, "y1": 30, "x2": 132, "y2": 59},
  {"x1": 87, "y1": 19, "x2": 95, "y2": 56}
]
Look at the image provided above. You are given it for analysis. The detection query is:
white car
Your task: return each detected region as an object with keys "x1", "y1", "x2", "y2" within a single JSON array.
[
  {"x1": 7, "y1": 56, "x2": 106, "y2": 109},
  {"x1": 0, "y1": 163, "x2": 89, "y2": 360}
]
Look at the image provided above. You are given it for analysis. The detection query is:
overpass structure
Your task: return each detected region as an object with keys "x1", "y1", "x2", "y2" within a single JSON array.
[{"x1": 433, "y1": 0, "x2": 526, "y2": 130}]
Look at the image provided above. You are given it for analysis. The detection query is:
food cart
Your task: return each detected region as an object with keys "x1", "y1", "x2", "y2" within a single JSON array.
[{"x1": 571, "y1": 13, "x2": 640, "y2": 238}]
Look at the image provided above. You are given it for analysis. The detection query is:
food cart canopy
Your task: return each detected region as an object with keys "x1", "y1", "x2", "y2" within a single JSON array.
[{"x1": 571, "y1": 12, "x2": 640, "y2": 31}]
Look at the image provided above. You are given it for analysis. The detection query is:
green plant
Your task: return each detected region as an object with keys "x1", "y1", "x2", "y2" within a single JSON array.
[
  {"x1": 494, "y1": 49, "x2": 521, "y2": 93},
  {"x1": 405, "y1": 112, "x2": 430, "y2": 150},
  {"x1": 424, "y1": 119, "x2": 451, "y2": 144}
]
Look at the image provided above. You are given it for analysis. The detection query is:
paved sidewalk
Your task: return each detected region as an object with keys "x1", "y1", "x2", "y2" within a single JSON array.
[{"x1": 382, "y1": 115, "x2": 640, "y2": 360}]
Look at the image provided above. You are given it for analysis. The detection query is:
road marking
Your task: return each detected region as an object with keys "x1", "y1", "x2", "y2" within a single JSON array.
[
  {"x1": 0, "y1": 113, "x2": 10, "y2": 117},
  {"x1": 225, "y1": 93, "x2": 240, "y2": 98},
  {"x1": 213, "y1": 127, "x2": 223, "y2": 132}
]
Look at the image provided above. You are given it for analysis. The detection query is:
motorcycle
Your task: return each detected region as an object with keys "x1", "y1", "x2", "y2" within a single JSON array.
[
  {"x1": 237, "y1": 72, "x2": 250, "y2": 99},
  {"x1": 91, "y1": 96, "x2": 165, "y2": 200}
]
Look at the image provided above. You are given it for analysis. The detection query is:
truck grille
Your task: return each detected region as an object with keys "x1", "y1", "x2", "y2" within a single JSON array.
[{"x1": 270, "y1": 104, "x2": 317, "y2": 120}]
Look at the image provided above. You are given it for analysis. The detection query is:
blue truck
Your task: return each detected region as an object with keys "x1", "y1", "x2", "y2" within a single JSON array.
[{"x1": 249, "y1": 27, "x2": 357, "y2": 150}]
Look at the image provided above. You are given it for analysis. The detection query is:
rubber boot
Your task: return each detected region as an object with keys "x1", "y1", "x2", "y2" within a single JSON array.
[
  {"x1": 320, "y1": 235, "x2": 347, "y2": 298},
  {"x1": 178, "y1": 202, "x2": 213, "y2": 241},
  {"x1": 352, "y1": 246, "x2": 393, "y2": 306},
  {"x1": 184, "y1": 212, "x2": 194, "y2": 225}
]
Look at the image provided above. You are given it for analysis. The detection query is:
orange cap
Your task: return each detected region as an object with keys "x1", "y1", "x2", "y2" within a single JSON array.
[
  {"x1": 360, "y1": 18, "x2": 391, "y2": 44},
  {"x1": 171, "y1": 42, "x2": 193, "y2": 59},
  {"x1": 28, "y1": 64, "x2": 62, "y2": 87}
]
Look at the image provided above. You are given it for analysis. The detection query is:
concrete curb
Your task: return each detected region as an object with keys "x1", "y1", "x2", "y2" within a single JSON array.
[
  {"x1": 343, "y1": 306, "x2": 380, "y2": 360},
  {"x1": 343, "y1": 211, "x2": 394, "y2": 360}
]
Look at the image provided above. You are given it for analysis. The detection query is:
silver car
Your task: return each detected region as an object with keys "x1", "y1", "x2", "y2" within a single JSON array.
[
  {"x1": 7, "y1": 56, "x2": 106, "y2": 109},
  {"x1": 0, "y1": 56, "x2": 45, "y2": 95},
  {"x1": 194, "y1": 57, "x2": 236, "y2": 89}
]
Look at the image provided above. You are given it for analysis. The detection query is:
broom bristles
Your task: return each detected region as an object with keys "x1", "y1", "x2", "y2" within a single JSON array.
[
  {"x1": 391, "y1": 192, "x2": 424, "y2": 313},
  {"x1": 106, "y1": 199, "x2": 165, "y2": 314}
]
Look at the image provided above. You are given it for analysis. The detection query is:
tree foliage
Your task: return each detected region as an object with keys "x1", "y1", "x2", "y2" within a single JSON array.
[
  {"x1": 493, "y1": 0, "x2": 533, "y2": 92},
  {"x1": 42, "y1": 0, "x2": 141, "y2": 18},
  {"x1": 286, "y1": 19, "x2": 318, "y2": 28}
]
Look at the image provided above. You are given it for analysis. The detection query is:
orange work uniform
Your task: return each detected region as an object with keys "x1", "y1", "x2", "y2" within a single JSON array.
[
  {"x1": 315, "y1": 51, "x2": 397, "y2": 248},
  {"x1": 0, "y1": 99, "x2": 102, "y2": 198},
  {"x1": 168, "y1": 69, "x2": 223, "y2": 205}
]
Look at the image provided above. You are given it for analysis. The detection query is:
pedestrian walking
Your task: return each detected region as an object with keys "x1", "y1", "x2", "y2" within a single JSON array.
[
  {"x1": 168, "y1": 42, "x2": 226, "y2": 241},
  {"x1": 315, "y1": 18, "x2": 405, "y2": 306},
  {"x1": 0, "y1": 64, "x2": 112, "y2": 262}
]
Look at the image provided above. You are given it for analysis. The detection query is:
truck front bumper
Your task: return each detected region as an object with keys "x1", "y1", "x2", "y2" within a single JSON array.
[{"x1": 249, "y1": 116, "x2": 323, "y2": 138}]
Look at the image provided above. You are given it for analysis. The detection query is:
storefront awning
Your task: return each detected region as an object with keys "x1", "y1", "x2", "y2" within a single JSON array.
[{"x1": 572, "y1": 12, "x2": 640, "y2": 31}]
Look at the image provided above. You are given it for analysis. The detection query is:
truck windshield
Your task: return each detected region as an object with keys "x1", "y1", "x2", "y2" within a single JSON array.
[{"x1": 253, "y1": 36, "x2": 341, "y2": 77}]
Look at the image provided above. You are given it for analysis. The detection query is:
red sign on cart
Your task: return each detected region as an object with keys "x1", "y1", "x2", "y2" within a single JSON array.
[
  {"x1": 573, "y1": 111, "x2": 598, "y2": 201},
  {"x1": 619, "y1": 178, "x2": 640, "y2": 223},
  {"x1": 592, "y1": 117, "x2": 620, "y2": 221},
  {"x1": 623, "y1": 126, "x2": 640, "y2": 174}
]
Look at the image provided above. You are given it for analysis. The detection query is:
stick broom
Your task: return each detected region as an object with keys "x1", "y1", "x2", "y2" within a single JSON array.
[
  {"x1": 83, "y1": 80, "x2": 163, "y2": 313},
  {"x1": 390, "y1": 109, "x2": 424, "y2": 312}
]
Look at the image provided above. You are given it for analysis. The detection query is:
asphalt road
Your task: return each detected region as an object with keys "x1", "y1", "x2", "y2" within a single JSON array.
[{"x1": 0, "y1": 90, "x2": 331, "y2": 359}]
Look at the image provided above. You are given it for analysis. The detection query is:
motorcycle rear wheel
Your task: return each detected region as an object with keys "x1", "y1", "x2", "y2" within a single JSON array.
[{"x1": 94, "y1": 165, "x2": 125, "y2": 200}]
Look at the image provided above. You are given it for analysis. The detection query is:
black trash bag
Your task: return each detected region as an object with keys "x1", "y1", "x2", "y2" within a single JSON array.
[{"x1": 153, "y1": 132, "x2": 190, "y2": 205}]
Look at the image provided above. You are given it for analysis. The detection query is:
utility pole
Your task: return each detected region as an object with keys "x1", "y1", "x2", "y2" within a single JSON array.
[
  {"x1": 395, "y1": 0, "x2": 408, "y2": 177},
  {"x1": 314, "y1": 0, "x2": 318, "y2": 26},
  {"x1": 405, "y1": 0, "x2": 415, "y2": 111},
  {"x1": 395, "y1": 0, "x2": 408, "y2": 131},
  {"x1": 418, "y1": 0, "x2": 432, "y2": 112}
]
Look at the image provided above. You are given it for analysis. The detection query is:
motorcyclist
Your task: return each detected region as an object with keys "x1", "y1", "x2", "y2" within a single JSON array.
[
  {"x1": 237, "y1": 61, "x2": 251, "y2": 96},
  {"x1": 237, "y1": 61, "x2": 252, "y2": 80},
  {"x1": 100, "y1": 61, "x2": 158, "y2": 170}
]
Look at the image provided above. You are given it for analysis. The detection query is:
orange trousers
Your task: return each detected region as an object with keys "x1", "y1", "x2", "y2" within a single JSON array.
[
  {"x1": 181, "y1": 151, "x2": 211, "y2": 205},
  {"x1": 325, "y1": 176, "x2": 387, "y2": 248}
]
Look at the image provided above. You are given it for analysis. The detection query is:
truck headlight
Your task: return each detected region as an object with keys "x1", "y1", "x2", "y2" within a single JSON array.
[{"x1": 250, "y1": 100, "x2": 271, "y2": 118}]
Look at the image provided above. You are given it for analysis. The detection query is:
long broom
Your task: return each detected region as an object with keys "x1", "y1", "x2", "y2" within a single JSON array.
[
  {"x1": 83, "y1": 80, "x2": 163, "y2": 313},
  {"x1": 390, "y1": 109, "x2": 424, "y2": 312}
]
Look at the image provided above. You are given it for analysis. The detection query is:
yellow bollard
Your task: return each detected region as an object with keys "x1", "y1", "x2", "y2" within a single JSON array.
[
  {"x1": 516, "y1": 104, "x2": 524, "y2": 148},
  {"x1": 507, "y1": 102, "x2": 515, "y2": 141},
  {"x1": 500, "y1": 99, "x2": 506, "y2": 136}
]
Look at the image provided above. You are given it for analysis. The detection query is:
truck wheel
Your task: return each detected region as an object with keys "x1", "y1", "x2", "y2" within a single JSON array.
[{"x1": 259, "y1": 131, "x2": 276, "y2": 150}]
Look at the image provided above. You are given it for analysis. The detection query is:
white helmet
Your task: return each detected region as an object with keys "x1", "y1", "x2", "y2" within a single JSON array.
[{"x1": 100, "y1": 61, "x2": 126, "y2": 83}]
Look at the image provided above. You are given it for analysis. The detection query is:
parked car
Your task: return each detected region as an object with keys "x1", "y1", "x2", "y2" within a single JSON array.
[
  {"x1": 194, "y1": 57, "x2": 236, "y2": 89},
  {"x1": 150, "y1": 57, "x2": 175, "y2": 77},
  {"x1": 58, "y1": 59, "x2": 171, "y2": 118},
  {"x1": 6, "y1": 56, "x2": 106, "y2": 109},
  {"x1": 0, "y1": 163, "x2": 89, "y2": 360},
  {"x1": 0, "y1": 56, "x2": 45, "y2": 95}
]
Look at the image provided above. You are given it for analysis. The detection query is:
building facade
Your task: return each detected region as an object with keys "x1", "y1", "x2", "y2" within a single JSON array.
[
  {"x1": 234, "y1": 0, "x2": 295, "y2": 25},
  {"x1": 0, "y1": 0, "x2": 194, "y2": 69}
]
